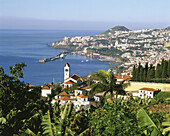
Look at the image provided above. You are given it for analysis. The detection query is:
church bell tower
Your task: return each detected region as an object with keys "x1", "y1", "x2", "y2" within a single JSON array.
[{"x1": 64, "y1": 63, "x2": 70, "y2": 80}]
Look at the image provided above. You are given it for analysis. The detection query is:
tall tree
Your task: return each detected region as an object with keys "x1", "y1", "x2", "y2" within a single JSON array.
[
  {"x1": 168, "y1": 60, "x2": 170, "y2": 78},
  {"x1": 139, "y1": 66, "x2": 144, "y2": 82},
  {"x1": 155, "y1": 64, "x2": 162, "y2": 83},
  {"x1": 144, "y1": 62, "x2": 149, "y2": 80},
  {"x1": 143, "y1": 69, "x2": 146, "y2": 82},
  {"x1": 0, "y1": 63, "x2": 47, "y2": 135},
  {"x1": 149, "y1": 64, "x2": 155, "y2": 82},
  {"x1": 132, "y1": 65, "x2": 136, "y2": 80},
  {"x1": 90, "y1": 62, "x2": 128, "y2": 101},
  {"x1": 162, "y1": 60, "x2": 168, "y2": 83},
  {"x1": 136, "y1": 63, "x2": 141, "y2": 81}
]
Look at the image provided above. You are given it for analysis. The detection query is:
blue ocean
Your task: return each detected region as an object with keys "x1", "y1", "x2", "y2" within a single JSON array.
[{"x1": 0, "y1": 29, "x2": 110, "y2": 85}]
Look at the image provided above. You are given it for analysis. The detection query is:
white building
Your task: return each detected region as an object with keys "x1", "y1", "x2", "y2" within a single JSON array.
[
  {"x1": 55, "y1": 91, "x2": 69, "y2": 99},
  {"x1": 138, "y1": 87, "x2": 159, "y2": 98},
  {"x1": 74, "y1": 86, "x2": 91, "y2": 96},
  {"x1": 41, "y1": 86, "x2": 52, "y2": 97},
  {"x1": 73, "y1": 94, "x2": 90, "y2": 112},
  {"x1": 56, "y1": 96, "x2": 73, "y2": 105},
  {"x1": 63, "y1": 63, "x2": 82, "y2": 88},
  {"x1": 64, "y1": 63, "x2": 70, "y2": 80}
]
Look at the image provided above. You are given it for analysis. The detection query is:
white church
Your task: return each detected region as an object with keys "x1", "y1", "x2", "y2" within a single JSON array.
[{"x1": 63, "y1": 63, "x2": 82, "y2": 88}]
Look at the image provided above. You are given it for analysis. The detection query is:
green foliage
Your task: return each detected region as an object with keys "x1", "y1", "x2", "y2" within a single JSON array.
[
  {"x1": 90, "y1": 62, "x2": 127, "y2": 101},
  {"x1": 132, "y1": 59, "x2": 170, "y2": 83},
  {"x1": 137, "y1": 109, "x2": 162, "y2": 136},
  {"x1": 137, "y1": 109, "x2": 170, "y2": 136},
  {"x1": 140, "y1": 66, "x2": 144, "y2": 82},
  {"x1": 132, "y1": 65, "x2": 136, "y2": 80},
  {"x1": 89, "y1": 101, "x2": 143, "y2": 135},
  {"x1": 162, "y1": 60, "x2": 168, "y2": 83},
  {"x1": 0, "y1": 63, "x2": 48, "y2": 135},
  {"x1": 168, "y1": 60, "x2": 170, "y2": 78}
]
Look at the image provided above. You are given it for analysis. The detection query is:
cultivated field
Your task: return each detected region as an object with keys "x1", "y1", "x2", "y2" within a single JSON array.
[{"x1": 125, "y1": 82, "x2": 170, "y2": 92}]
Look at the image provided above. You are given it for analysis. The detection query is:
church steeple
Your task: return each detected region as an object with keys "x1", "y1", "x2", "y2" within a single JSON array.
[{"x1": 64, "y1": 63, "x2": 70, "y2": 80}]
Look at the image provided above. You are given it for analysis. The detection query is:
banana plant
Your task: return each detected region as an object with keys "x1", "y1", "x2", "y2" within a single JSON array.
[{"x1": 137, "y1": 108, "x2": 170, "y2": 136}]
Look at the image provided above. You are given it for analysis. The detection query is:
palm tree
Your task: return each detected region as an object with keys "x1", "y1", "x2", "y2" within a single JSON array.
[{"x1": 90, "y1": 62, "x2": 129, "y2": 101}]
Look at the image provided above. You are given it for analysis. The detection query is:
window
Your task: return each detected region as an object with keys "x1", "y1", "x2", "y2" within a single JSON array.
[
  {"x1": 65, "y1": 69, "x2": 68, "y2": 72},
  {"x1": 150, "y1": 92, "x2": 152, "y2": 94}
]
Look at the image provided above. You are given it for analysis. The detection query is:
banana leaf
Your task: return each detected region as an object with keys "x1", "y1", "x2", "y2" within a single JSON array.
[{"x1": 137, "y1": 108, "x2": 162, "y2": 136}]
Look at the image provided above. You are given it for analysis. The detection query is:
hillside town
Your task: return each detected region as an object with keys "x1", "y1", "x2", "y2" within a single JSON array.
[
  {"x1": 51, "y1": 26, "x2": 170, "y2": 72},
  {"x1": 33, "y1": 62, "x2": 164, "y2": 113}
]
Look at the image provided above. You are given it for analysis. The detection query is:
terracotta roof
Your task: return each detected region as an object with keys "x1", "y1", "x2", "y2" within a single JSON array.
[
  {"x1": 64, "y1": 62, "x2": 70, "y2": 67},
  {"x1": 116, "y1": 75, "x2": 131, "y2": 80},
  {"x1": 64, "y1": 80, "x2": 75, "y2": 84},
  {"x1": 59, "y1": 96, "x2": 72, "y2": 101},
  {"x1": 80, "y1": 86, "x2": 90, "y2": 90},
  {"x1": 59, "y1": 91, "x2": 69, "y2": 96},
  {"x1": 78, "y1": 94, "x2": 87, "y2": 98},
  {"x1": 139, "y1": 88, "x2": 158, "y2": 92},
  {"x1": 116, "y1": 76, "x2": 124, "y2": 79},
  {"x1": 116, "y1": 81, "x2": 123, "y2": 84},
  {"x1": 65, "y1": 74, "x2": 80, "y2": 81},
  {"x1": 42, "y1": 86, "x2": 50, "y2": 90},
  {"x1": 28, "y1": 85, "x2": 34, "y2": 87}
]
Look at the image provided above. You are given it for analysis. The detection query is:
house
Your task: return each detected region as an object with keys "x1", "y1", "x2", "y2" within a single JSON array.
[
  {"x1": 115, "y1": 74, "x2": 131, "y2": 84},
  {"x1": 55, "y1": 91, "x2": 69, "y2": 99},
  {"x1": 138, "y1": 87, "x2": 159, "y2": 98},
  {"x1": 73, "y1": 94, "x2": 90, "y2": 112},
  {"x1": 27, "y1": 84, "x2": 35, "y2": 92},
  {"x1": 41, "y1": 86, "x2": 52, "y2": 97},
  {"x1": 74, "y1": 86, "x2": 91, "y2": 96},
  {"x1": 56, "y1": 96, "x2": 73, "y2": 105},
  {"x1": 63, "y1": 63, "x2": 82, "y2": 88}
]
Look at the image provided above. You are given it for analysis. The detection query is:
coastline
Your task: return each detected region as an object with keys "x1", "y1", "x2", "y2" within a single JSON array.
[{"x1": 50, "y1": 44, "x2": 122, "y2": 64}]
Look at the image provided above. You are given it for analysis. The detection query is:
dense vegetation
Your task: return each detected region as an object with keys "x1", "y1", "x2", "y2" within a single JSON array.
[
  {"x1": 132, "y1": 59, "x2": 170, "y2": 83},
  {"x1": 0, "y1": 63, "x2": 169, "y2": 136}
]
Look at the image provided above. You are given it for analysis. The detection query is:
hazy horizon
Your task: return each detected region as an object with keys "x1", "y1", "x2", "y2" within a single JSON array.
[{"x1": 0, "y1": 0, "x2": 170, "y2": 30}]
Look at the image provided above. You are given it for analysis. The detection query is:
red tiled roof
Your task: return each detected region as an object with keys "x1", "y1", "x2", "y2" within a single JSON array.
[
  {"x1": 78, "y1": 94, "x2": 87, "y2": 98},
  {"x1": 116, "y1": 75, "x2": 131, "y2": 80},
  {"x1": 64, "y1": 74, "x2": 80, "y2": 81},
  {"x1": 59, "y1": 91, "x2": 69, "y2": 96},
  {"x1": 116, "y1": 81, "x2": 123, "y2": 84},
  {"x1": 59, "y1": 96, "x2": 72, "y2": 101},
  {"x1": 42, "y1": 86, "x2": 50, "y2": 90},
  {"x1": 80, "y1": 86, "x2": 90, "y2": 90},
  {"x1": 64, "y1": 80, "x2": 75, "y2": 84},
  {"x1": 28, "y1": 85, "x2": 34, "y2": 87},
  {"x1": 139, "y1": 88, "x2": 158, "y2": 92}
]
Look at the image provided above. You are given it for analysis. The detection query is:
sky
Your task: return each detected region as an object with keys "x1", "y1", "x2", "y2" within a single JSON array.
[{"x1": 0, "y1": 0, "x2": 170, "y2": 30}]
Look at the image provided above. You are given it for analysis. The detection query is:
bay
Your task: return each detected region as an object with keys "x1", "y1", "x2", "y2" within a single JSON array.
[{"x1": 0, "y1": 29, "x2": 111, "y2": 85}]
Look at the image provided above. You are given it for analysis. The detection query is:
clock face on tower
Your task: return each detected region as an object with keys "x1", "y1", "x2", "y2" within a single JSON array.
[{"x1": 65, "y1": 69, "x2": 68, "y2": 72}]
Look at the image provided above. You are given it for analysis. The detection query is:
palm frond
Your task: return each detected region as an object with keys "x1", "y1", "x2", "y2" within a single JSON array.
[{"x1": 90, "y1": 83, "x2": 105, "y2": 94}]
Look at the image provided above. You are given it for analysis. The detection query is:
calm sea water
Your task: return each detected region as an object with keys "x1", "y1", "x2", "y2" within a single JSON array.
[{"x1": 0, "y1": 29, "x2": 111, "y2": 85}]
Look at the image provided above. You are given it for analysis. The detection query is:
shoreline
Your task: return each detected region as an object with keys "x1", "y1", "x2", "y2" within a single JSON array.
[{"x1": 50, "y1": 45, "x2": 122, "y2": 65}]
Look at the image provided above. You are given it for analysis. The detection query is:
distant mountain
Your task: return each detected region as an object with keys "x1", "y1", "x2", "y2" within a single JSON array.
[
  {"x1": 101, "y1": 26, "x2": 129, "y2": 35},
  {"x1": 164, "y1": 26, "x2": 170, "y2": 30}
]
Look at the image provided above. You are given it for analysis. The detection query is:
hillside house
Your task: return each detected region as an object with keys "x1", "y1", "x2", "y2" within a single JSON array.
[{"x1": 42, "y1": 86, "x2": 52, "y2": 97}]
